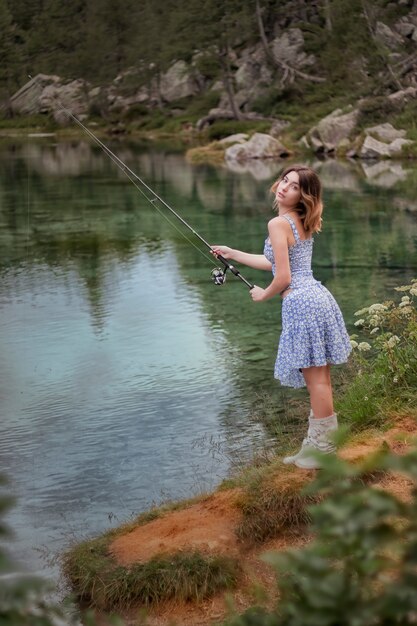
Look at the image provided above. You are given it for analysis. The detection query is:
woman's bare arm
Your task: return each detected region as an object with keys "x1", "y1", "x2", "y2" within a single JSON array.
[
  {"x1": 260, "y1": 219, "x2": 292, "y2": 300},
  {"x1": 211, "y1": 245, "x2": 272, "y2": 271}
]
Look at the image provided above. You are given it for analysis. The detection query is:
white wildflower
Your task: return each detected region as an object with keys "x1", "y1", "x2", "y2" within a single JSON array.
[
  {"x1": 393, "y1": 376, "x2": 398, "y2": 383},
  {"x1": 358, "y1": 342, "x2": 371, "y2": 351},
  {"x1": 410, "y1": 287, "x2": 417, "y2": 296},
  {"x1": 401, "y1": 295, "x2": 410, "y2": 303},
  {"x1": 368, "y1": 303, "x2": 387, "y2": 313},
  {"x1": 350, "y1": 340, "x2": 358, "y2": 348},
  {"x1": 387, "y1": 335, "x2": 400, "y2": 348},
  {"x1": 369, "y1": 316, "x2": 380, "y2": 327},
  {"x1": 354, "y1": 319, "x2": 365, "y2": 327},
  {"x1": 399, "y1": 306, "x2": 412, "y2": 315},
  {"x1": 394, "y1": 285, "x2": 411, "y2": 292},
  {"x1": 370, "y1": 327, "x2": 379, "y2": 334},
  {"x1": 364, "y1": 396, "x2": 369, "y2": 401},
  {"x1": 399, "y1": 301, "x2": 409, "y2": 308},
  {"x1": 354, "y1": 307, "x2": 369, "y2": 316}
]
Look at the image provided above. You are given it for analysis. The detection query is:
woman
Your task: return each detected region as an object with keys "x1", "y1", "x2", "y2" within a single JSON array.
[{"x1": 212, "y1": 164, "x2": 352, "y2": 469}]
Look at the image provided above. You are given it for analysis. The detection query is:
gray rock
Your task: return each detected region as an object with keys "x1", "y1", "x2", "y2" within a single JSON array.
[
  {"x1": 10, "y1": 74, "x2": 61, "y2": 115},
  {"x1": 10, "y1": 74, "x2": 90, "y2": 124},
  {"x1": 225, "y1": 133, "x2": 289, "y2": 161},
  {"x1": 387, "y1": 86, "x2": 417, "y2": 105},
  {"x1": 159, "y1": 60, "x2": 201, "y2": 102},
  {"x1": 365, "y1": 123, "x2": 407, "y2": 143},
  {"x1": 394, "y1": 16, "x2": 416, "y2": 37},
  {"x1": 360, "y1": 135, "x2": 392, "y2": 159},
  {"x1": 270, "y1": 28, "x2": 315, "y2": 67},
  {"x1": 40, "y1": 79, "x2": 90, "y2": 123},
  {"x1": 375, "y1": 21, "x2": 404, "y2": 49},
  {"x1": 301, "y1": 107, "x2": 359, "y2": 153},
  {"x1": 387, "y1": 137, "x2": 414, "y2": 156},
  {"x1": 269, "y1": 119, "x2": 291, "y2": 137},
  {"x1": 218, "y1": 133, "x2": 249, "y2": 145}
]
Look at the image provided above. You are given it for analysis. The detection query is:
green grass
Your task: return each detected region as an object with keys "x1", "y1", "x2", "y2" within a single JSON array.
[
  {"x1": 63, "y1": 536, "x2": 240, "y2": 610},
  {"x1": 336, "y1": 284, "x2": 417, "y2": 431},
  {"x1": 235, "y1": 462, "x2": 316, "y2": 544}
]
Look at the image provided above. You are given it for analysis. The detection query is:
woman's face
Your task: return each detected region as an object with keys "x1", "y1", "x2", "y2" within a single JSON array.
[{"x1": 275, "y1": 171, "x2": 301, "y2": 209}]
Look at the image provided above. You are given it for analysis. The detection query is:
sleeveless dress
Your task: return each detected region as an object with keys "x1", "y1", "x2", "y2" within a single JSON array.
[{"x1": 263, "y1": 214, "x2": 352, "y2": 388}]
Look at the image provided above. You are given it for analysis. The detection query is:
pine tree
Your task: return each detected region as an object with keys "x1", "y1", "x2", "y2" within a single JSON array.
[{"x1": 0, "y1": 0, "x2": 20, "y2": 103}]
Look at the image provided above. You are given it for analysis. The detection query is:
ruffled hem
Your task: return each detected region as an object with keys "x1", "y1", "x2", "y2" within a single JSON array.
[{"x1": 274, "y1": 286, "x2": 352, "y2": 388}]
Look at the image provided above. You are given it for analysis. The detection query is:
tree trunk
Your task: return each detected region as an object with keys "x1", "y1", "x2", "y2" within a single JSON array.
[
  {"x1": 255, "y1": 0, "x2": 325, "y2": 83},
  {"x1": 324, "y1": 0, "x2": 332, "y2": 32},
  {"x1": 218, "y1": 43, "x2": 243, "y2": 120},
  {"x1": 360, "y1": 0, "x2": 403, "y2": 91}
]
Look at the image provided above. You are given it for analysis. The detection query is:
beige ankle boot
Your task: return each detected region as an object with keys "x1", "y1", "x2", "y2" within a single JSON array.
[
  {"x1": 294, "y1": 413, "x2": 338, "y2": 470},
  {"x1": 282, "y1": 409, "x2": 314, "y2": 465}
]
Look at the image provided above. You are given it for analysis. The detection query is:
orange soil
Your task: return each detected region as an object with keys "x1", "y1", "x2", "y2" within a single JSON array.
[
  {"x1": 105, "y1": 414, "x2": 417, "y2": 626},
  {"x1": 111, "y1": 489, "x2": 244, "y2": 566}
]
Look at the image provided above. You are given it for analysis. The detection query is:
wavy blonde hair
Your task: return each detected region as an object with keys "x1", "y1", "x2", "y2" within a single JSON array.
[{"x1": 270, "y1": 164, "x2": 323, "y2": 234}]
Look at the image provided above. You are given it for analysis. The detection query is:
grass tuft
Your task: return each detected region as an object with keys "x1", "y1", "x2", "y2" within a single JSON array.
[
  {"x1": 185, "y1": 141, "x2": 226, "y2": 164},
  {"x1": 235, "y1": 464, "x2": 316, "y2": 544},
  {"x1": 63, "y1": 536, "x2": 240, "y2": 611}
]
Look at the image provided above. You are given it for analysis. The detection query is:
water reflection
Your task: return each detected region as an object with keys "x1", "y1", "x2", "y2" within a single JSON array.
[{"x1": 0, "y1": 139, "x2": 416, "y2": 582}]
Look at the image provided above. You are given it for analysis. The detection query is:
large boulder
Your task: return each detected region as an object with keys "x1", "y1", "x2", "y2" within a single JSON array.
[
  {"x1": 387, "y1": 86, "x2": 417, "y2": 105},
  {"x1": 10, "y1": 74, "x2": 61, "y2": 115},
  {"x1": 10, "y1": 74, "x2": 90, "y2": 123},
  {"x1": 270, "y1": 28, "x2": 315, "y2": 68},
  {"x1": 359, "y1": 134, "x2": 414, "y2": 159},
  {"x1": 359, "y1": 135, "x2": 392, "y2": 159},
  {"x1": 375, "y1": 21, "x2": 404, "y2": 49},
  {"x1": 301, "y1": 107, "x2": 359, "y2": 153},
  {"x1": 364, "y1": 122, "x2": 406, "y2": 143},
  {"x1": 225, "y1": 133, "x2": 290, "y2": 161},
  {"x1": 394, "y1": 15, "x2": 417, "y2": 38},
  {"x1": 159, "y1": 60, "x2": 201, "y2": 102}
]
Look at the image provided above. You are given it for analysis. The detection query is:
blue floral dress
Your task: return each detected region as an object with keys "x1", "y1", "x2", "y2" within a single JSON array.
[{"x1": 264, "y1": 214, "x2": 352, "y2": 388}]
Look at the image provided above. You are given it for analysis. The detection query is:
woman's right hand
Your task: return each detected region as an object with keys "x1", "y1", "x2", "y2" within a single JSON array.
[{"x1": 211, "y1": 245, "x2": 234, "y2": 260}]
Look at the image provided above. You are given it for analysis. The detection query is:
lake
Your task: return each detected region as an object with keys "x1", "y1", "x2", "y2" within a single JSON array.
[{"x1": 1, "y1": 137, "x2": 416, "y2": 581}]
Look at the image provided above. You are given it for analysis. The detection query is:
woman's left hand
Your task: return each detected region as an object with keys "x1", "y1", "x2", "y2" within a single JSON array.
[{"x1": 250, "y1": 285, "x2": 266, "y2": 302}]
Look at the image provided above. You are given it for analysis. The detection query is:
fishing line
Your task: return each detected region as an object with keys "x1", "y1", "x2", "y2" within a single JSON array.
[
  {"x1": 31, "y1": 79, "x2": 254, "y2": 290},
  {"x1": 84, "y1": 132, "x2": 215, "y2": 267}
]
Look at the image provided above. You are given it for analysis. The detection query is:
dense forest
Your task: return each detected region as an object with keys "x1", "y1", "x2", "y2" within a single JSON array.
[{"x1": 1, "y1": 0, "x2": 416, "y2": 137}]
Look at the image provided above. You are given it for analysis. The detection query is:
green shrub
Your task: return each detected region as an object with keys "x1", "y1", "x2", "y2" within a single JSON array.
[
  {"x1": 207, "y1": 120, "x2": 270, "y2": 140},
  {"x1": 356, "y1": 96, "x2": 401, "y2": 131},
  {"x1": 339, "y1": 279, "x2": 417, "y2": 430},
  {"x1": 0, "y1": 475, "x2": 108, "y2": 626},
  {"x1": 223, "y1": 446, "x2": 417, "y2": 626}
]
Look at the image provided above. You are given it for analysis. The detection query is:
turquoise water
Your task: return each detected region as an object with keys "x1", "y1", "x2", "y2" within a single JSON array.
[{"x1": 1, "y1": 138, "x2": 416, "y2": 580}]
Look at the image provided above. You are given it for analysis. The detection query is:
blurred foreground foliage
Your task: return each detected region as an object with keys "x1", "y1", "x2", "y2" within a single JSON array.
[
  {"x1": 223, "y1": 446, "x2": 417, "y2": 626},
  {"x1": 0, "y1": 475, "x2": 122, "y2": 626}
]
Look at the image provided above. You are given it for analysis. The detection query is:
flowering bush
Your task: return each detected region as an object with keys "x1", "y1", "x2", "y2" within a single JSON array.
[{"x1": 339, "y1": 279, "x2": 417, "y2": 429}]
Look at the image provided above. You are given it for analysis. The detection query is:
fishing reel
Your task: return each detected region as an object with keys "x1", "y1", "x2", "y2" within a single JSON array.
[{"x1": 211, "y1": 267, "x2": 227, "y2": 285}]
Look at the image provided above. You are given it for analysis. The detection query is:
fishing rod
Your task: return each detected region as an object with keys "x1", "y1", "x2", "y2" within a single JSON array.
[{"x1": 41, "y1": 87, "x2": 254, "y2": 290}]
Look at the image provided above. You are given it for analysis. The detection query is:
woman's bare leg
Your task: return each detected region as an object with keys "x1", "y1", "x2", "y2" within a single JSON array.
[{"x1": 302, "y1": 364, "x2": 334, "y2": 418}]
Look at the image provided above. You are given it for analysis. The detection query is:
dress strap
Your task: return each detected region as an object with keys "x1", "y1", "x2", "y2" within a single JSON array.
[{"x1": 281, "y1": 214, "x2": 300, "y2": 243}]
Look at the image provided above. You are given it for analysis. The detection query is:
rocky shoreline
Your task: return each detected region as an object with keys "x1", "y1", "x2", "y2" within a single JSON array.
[{"x1": 5, "y1": 73, "x2": 417, "y2": 165}]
